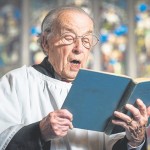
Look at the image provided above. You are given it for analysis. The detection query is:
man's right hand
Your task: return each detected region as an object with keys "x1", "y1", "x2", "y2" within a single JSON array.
[{"x1": 39, "y1": 109, "x2": 73, "y2": 141}]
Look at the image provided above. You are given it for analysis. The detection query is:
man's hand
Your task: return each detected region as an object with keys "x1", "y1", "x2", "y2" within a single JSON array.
[
  {"x1": 112, "y1": 99, "x2": 148, "y2": 147},
  {"x1": 39, "y1": 109, "x2": 73, "y2": 141}
]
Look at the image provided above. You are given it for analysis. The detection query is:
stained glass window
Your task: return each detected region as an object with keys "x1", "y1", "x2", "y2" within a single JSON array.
[
  {"x1": 0, "y1": 0, "x2": 21, "y2": 76},
  {"x1": 99, "y1": 0, "x2": 128, "y2": 74},
  {"x1": 135, "y1": 0, "x2": 150, "y2": 77}
]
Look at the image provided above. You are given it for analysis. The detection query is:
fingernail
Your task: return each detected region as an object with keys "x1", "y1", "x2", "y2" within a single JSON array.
[
  {"x1": 137, "y1": 98, "x2": 142, "y2": 103},
  {"x1": 114, "y1": 111, "x2": 118, "y2": 114},
  {"x1": 70, "y1": 123, "x2": 74, "y2": 129},
  {"x1": 125, "y1": 104, "x2": 130, "y2": 107}
]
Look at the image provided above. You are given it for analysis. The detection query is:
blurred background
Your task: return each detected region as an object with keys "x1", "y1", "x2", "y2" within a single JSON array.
[{"x1": 0, "y1": 0, "x2": 150, "y2": 78}]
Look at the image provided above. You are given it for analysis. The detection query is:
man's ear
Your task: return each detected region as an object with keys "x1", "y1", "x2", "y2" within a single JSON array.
[{"x1": 41, "y1": 32, "x2": 49, "y2": 53}]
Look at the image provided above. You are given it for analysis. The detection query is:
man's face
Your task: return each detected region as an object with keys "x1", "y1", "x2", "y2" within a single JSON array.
[{"x1": 45, "y1": 11, "x2": 94, "y2": 82}]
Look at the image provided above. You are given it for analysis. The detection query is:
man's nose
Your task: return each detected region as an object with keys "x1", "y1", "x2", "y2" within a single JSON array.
[{"x1": 72, "y1": 38, "x2": 84, "y2": 54}]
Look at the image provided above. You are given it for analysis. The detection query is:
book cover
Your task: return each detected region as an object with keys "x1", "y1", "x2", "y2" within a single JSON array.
[{"x1": 62, "y1": 69, "x2": 150, "y2": 134}]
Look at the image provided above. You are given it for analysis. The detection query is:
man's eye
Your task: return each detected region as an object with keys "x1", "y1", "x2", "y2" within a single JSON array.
[
  {"x1": 83, "y1": 38, "x2": 90, "y2": 43},
  {"x1": 64, "y1": 35, "x2": 74, "y2": 41}
]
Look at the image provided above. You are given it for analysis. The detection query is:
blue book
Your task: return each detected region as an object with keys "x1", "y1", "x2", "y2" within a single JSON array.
[{"x1": 62, "y1": 69, "x2": 150, "y2": 134}]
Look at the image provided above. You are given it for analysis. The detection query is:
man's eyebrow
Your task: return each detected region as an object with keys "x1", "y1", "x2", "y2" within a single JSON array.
[
  {"x1": 85, "y1": 30, "x2": 93, "y2": 34},
  {"x1": 62, "y1": 28, "x2": 75, "y2": 34},
  {"x1": 61, "y1": 27, "x2": 93, "y2": 35}
]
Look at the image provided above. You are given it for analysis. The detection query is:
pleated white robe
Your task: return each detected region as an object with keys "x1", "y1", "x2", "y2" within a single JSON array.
[{"x1": 0, "y1": 66, "x2": 125, "y2": 150}]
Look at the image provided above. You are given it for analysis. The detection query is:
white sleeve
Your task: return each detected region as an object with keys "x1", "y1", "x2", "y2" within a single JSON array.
[
  {"x1": 0, "y1": 125, "x2": 24, "y2": 149},
  {"x1": 0, "y1": 71, "x2": 24, "y2": 149},
  {"x1": 127, "y1": 140, "x2": 145, "y2": 150},
  {"x1": 105, "y1": 132, "x2": 126, "y2": 149}
]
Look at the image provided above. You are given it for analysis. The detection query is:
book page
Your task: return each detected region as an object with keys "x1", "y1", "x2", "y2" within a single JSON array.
[
  {"x1": 134, "y1": 78, "x2": 150, "y2": 83},
  {"x1": 127, "y1": 81, "x2": 150, "y2": 107}
]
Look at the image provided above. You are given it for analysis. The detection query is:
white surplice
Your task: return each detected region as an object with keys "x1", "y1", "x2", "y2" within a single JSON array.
[{"x1": 0, "y1": 66, "x2": 125, "y2": 150}]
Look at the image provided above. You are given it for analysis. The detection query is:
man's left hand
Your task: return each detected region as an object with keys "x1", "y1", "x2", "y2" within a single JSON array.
[{"x1": 112, "y1": 99, "x2": 148, "y2": 147}]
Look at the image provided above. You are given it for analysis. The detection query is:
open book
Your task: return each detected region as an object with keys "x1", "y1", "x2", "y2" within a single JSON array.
[{"x1": 62, "y1": 69, "x2": 150, "y2": 134}]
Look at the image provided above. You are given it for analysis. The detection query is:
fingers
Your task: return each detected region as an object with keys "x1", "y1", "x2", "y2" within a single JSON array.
[
  {"x1": 112, "y1": 99, "x2": 148, "y2": 147},
  {"x1": 147, "y1": 106, "x2": 150, "y2": 116},
  {"x1": 113, "y1": 99, "x2": 148, "y2": 126},
  {"x1": 125, "y1": 99, "x2": 147, "y2": 120},
  {"x1": 112, "y1": 111, "x2": 137, "y2": 130},
  {"x1": 112, "y1": 119, "x2": 128, "y2": 130},
  {"x1": 125, "y1": 103, "x2": 141, "y2": 121},
  {"x1": 52, "y1": 115, "x2": 73, "y2": 129},
  {"x1": 50, "y1": 109, "x2": 73, "y2": 129},
  {"x1": 136, "y1": 99, "x2": 147, "y2": 116},
  {"x1": 56, "y1": 109, "x2": 73, "y2": 121},
  {"x1": 51, "y1": 109, "x2": 73, "y2": 129},
  {"x1": 125, "y1": 99, "x2": 148, "y2": 125},
  {"x1": 113, "y1": 111, "x2": 131, "y2": 123},
  {"x1": 40, "y1": 109, "x2": 73, "y2": 141}
]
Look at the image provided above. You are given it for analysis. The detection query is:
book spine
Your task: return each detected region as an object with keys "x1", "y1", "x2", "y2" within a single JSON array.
[{"x1": 104, "y1": 81, "x2": 136, "y2": 134}]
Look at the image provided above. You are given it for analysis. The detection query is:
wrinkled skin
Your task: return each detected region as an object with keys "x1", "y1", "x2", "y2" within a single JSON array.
[
  {"x1": 40, "y1": 10, "x2": 94, "y2": 141},
  {"x1": 40, "y1": 9, "x2": 149, "y2": 148},
  {"x1": 43, "y1": 11, "x2": 93, "y2": 83},
  {"x1": 112, "y1": 99, "x2": 149, "y2": 147},
  {"x1": 40, "y1": 109, "x2": 73, "y2": 141}
]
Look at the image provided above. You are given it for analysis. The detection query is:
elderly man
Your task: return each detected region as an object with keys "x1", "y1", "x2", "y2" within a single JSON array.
[{"x1": 0, "y1": 5, "x2": 148, "y2": 150}]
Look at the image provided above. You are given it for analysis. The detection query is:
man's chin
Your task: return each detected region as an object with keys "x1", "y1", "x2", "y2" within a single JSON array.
[
  {"x1": 61, "y1": 78, "x2": 74, "y2": 83},
  {"x1": 61, "y1": 72, "x2": 78, "y2": 82}
]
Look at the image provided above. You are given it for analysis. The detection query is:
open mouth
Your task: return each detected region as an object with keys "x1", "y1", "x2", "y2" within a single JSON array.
[
  {"x1": 71, "y1": 60, "x2": 81, "y2": 64},
  {"x1": 70, "y1": 59, "x2": 81, "y2": 71}
]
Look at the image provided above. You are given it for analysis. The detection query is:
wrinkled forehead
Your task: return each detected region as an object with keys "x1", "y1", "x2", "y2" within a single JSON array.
[{"x1": 56, "y1": 10, "x2": 94, "y2": 35}]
